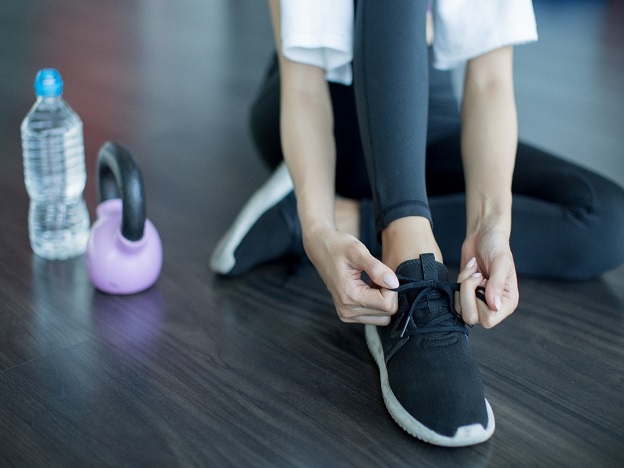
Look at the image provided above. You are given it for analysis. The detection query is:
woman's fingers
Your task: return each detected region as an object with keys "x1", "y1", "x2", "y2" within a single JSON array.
[
  {"x1": 457, "y1": 254, "x2": 514, "y2": 328},
  {"x1": 341, "y1": 313, "x2": 392, "y2": 326},
  {"x1": 459, "y1": 227, "x2": 520, "y2": 328},
  {"x1": 333, "y1": 278, "x2": 397, "y2": 320},
  {"x1": 459, "y1": 271, "x2": 485, "y2": 325},
  {"x1": 457, "y1": 257, "x2": 477, "y2": 283},
  {"x1": 346, "y1": 239, "x2": 399, "y2": 291},
  {"x1": 339, "y1": 248, "x2": 398, "y2": 320},
  {"x1": 311, "y1": 234, "x2": 398, "y2": 324},
  {"x1": 481, "y1": 257, "x2": 519, "y2": 328},
  {"x1": 456, "y1": 256, "x2": 478, "y2": 315}
]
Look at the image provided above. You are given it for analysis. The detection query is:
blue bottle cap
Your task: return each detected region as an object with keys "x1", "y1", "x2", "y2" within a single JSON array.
[{"x1": 34, "y1": 68, "x2": 63, "y2": 97}]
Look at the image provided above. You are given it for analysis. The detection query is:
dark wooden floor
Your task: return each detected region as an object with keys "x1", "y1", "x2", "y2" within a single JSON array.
[{"x1": 1, "y1": 1, "x2": 623, "y2": 466}]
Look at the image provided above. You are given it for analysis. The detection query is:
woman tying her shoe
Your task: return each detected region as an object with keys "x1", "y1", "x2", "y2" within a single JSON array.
[
  {"x1": 211, "y1": 0, "x2": 624, "y2": 446},
  {"x1": 264, "y1": 0, "x2": 523, "y2": 446},
  {"x1": 249, "y1": 0, "x2": 529, "y2": 328}
]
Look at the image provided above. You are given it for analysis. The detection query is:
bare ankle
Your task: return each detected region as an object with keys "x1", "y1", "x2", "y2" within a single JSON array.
[{"x1": 381, "y1": 216, "x2": 442, "y2": 271}]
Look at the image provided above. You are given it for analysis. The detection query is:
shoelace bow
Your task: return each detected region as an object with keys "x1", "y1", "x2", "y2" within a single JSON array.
[{"x1": 392, "y1": 276, "x2": 476, "y2": 338}]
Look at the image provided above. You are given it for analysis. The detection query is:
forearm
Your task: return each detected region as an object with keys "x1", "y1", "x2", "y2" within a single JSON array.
[
  {"x1": 461, "y1": 46, "x2": 517, "y2": 237},
  {"x1": 280, "y1": 69, "x2": 336, "y2": 237},
  {"x1": 269, "y1": 0, "x2": 336, "y2": 239}
]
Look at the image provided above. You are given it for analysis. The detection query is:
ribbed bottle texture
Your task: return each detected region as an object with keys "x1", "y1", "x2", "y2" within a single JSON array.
[{"x1": 21, "y1": 69, "x2": 90, "y2": 259}]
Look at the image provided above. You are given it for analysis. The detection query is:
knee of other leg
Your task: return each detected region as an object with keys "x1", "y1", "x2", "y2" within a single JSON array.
[{"x1": 571, "y1": 175, "x2": 624, "y2": 279}]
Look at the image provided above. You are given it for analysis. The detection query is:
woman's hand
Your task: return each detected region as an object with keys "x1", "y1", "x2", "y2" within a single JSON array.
[
  {"x1": 270, "y1": 0, "x2": 398, "y2": 326},
  {"x1": 456, "y1": 225, "x2": 519, "y2": 328},
  {"x1": 303, "y1": 226, "x2": 399, "y2": 326},
  {"x1": 458, "y1": 46, "x2": 518, "y2": 329}
]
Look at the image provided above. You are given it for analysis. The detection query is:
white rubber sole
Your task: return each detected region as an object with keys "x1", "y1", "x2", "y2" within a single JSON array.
[
  {"x1": 365, "y1": 324, "x2": 495, "y2": 447},
  {"x1": 210, "y1": 163, "x2": 294, "y2": 274}
]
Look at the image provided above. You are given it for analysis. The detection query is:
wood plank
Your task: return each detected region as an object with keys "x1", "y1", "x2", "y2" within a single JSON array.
[{"x1": 0, "y1": 0, "x2": 622, "y2": 466}]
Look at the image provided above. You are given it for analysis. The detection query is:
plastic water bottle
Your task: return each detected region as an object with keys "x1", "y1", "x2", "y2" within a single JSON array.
[{"x1": 21, "y1": 68, "x2": 90, "y2": 259}]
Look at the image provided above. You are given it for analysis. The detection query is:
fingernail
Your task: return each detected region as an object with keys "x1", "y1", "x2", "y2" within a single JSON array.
[
  {"x1": 495, "y1": 295, "x2": 502, "y2": 311},
  {"x1": 465, "y1": 257, "x2": 476, "y2": 269},
  {"x1": 472, "y1": 272, "x2": 482, "y2": 278},
  {"x1": 384, "y1": 273, "x2": 399, "y2": 289}
]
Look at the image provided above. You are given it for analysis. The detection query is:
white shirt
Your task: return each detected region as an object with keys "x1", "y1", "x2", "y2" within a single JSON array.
[
  {"x1": 280, "y1": 0, "x2": 354, "y2": 84},
  {"x1": 280, "y1": 0, "x2": 538, "y2": 85}
]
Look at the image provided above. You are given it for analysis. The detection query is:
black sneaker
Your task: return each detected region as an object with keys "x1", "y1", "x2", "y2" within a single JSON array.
[
  {"x1": 365, "y1": 253, "x2": 495, "y2": 446},
  {"x1": 210, "y1": 163, "x2": 303, "y2": 276}
]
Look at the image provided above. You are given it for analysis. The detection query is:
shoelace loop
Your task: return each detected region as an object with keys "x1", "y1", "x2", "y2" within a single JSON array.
[{"x1": 392, "y1": 277, "x2": 468, "y2": 338}]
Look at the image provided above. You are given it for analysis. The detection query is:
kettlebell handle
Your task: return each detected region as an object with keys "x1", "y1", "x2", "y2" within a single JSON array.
[{"x1": 97, "y1": 141, "x2": 146, "y2": 242}]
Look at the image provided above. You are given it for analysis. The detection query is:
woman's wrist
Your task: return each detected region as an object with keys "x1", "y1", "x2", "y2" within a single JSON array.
[
  {"x1": 302, "y1": 219, "x2": 335, "y2": 242},
  {"x1": 297, "y1": 198, "x2": 336, "y2": 246},
  {"x1": 466, "y1": 191, "x2": 512, "y2": 237}
]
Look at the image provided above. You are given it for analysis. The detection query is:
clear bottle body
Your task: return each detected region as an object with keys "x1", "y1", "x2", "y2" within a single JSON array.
[{"x1": 21, "y1": 96, "x2": 90, "y2": 259}]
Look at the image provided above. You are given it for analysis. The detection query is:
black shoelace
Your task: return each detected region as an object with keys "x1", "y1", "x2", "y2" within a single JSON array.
[{"x1": 392, "y1": 276, "x2": 485, "y2": 338}]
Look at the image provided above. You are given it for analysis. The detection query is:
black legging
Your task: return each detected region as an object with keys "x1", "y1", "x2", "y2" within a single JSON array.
[
  {"x1": 249, "y1": 57, "x2": 624, "y2": 281},
  {"x1": 353, "y1": 0, "x2": 431, "y2": 235}
]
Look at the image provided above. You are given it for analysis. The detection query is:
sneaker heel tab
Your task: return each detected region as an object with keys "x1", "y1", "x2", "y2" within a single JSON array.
[{"x1": 419, "y1": 253, "x2": 439, "y2": 281}]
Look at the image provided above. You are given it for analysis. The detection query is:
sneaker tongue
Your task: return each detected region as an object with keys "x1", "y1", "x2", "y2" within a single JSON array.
[
  {"x1": 395, "y1": 254, "x2": 452, "y2": 328},
  {"x1": 395, "y1": 253, "x2": 449, "y2": 282}
]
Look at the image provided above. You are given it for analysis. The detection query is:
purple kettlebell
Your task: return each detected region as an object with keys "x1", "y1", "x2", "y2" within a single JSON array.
[{"x1": 86, "y1": 142, "x2": 163, "y2": 295}]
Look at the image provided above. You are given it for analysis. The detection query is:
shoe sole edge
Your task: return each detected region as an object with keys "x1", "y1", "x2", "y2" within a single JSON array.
[
  {"x1": 210, "y1": 163, "x2": 293, "y2": 275},
  {"x1": 365, "y1": 324, "x2": 495, "y2": 447}
]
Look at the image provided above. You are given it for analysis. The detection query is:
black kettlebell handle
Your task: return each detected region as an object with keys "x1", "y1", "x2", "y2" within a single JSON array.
[{"x1": 97, "y1": 141, "x2": 146, "y2": 242}]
